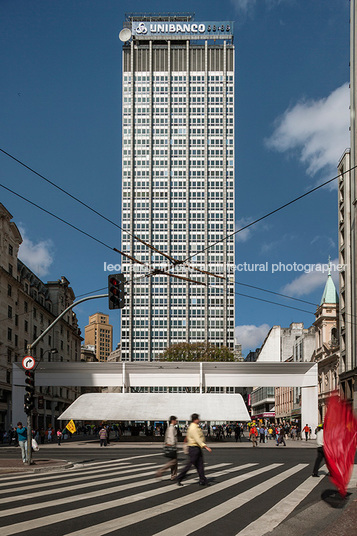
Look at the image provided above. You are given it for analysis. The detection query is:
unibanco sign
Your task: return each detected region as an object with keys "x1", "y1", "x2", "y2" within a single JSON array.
[{"x1": 132, "y1": 21, "x2": 234, "y2": 39}]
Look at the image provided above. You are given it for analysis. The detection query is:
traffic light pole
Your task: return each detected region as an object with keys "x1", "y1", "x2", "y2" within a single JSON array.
[{"x1": 25, "y1": 293, "x2": 108, "y2": 465}]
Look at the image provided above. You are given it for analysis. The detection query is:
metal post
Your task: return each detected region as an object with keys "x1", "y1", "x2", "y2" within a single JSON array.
[
  {"x1": 25, "y1": 293, "x2": 108, "y2": 465},
  {"x1": 26, "y1": 401, "x2": 32, "y2": 466}
]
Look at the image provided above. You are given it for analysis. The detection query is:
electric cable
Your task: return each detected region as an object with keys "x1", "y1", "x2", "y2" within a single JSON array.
[
  {"x1": 1, "y1": 147, "x2": 353, "y2": 287},
  {"x1": 182, "y1": 165, "x2": 357, "y2": 264},
  {"x1": 234, "y1": 281, "x2": 317, "y2": 307},
  {"x1": 0, "y1": 157, "x2": 352, "y2": 320},
  {"x1": 0, "y1": 182, "x2": 117, "y2": 253}
]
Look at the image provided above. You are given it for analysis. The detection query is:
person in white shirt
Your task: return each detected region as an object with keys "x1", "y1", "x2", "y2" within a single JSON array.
[
  {"x1": 312, "y1": 424, "x2": 324, "y2": 477},
  {"x1": 156, "y1": 416, "x2": 178, "y2": 480}
]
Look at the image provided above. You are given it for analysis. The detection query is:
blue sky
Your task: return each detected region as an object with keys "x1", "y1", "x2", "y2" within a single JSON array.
[{"x1": 0, "y1": 0, "x2": 350, "y2": 354}]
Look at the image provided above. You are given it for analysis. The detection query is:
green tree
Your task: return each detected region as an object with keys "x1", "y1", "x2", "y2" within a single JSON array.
[{"x1": 159, "y1": 342, "x2": 235, "y2": 362}]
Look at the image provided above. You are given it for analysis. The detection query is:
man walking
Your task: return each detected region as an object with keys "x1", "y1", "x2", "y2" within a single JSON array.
[
  {"x1": 16, "y1": 422, "x2": 27, "y2": 463},
  {"x1": 156, "y1": 416, "x2": 178, "y2": 480},
  {"x1": 303, "y1": 423, "x2": 310, "y2": 441},
  {"x1": 177, "y1": 413, "x2": 212, "y2": 486},
  {"x1": 312, "y1": 424, "x2": 324, "y2": 477}
]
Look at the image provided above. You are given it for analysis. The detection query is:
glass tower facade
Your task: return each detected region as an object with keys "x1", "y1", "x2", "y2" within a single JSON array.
[{"x1": 120, "y1": 15, "x2": 235, "y2": 361}]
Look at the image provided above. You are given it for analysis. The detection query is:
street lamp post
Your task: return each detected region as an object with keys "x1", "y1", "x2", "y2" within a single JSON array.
[{"x1": 25, "y1": 293, "x2": 108, "y2": 465}]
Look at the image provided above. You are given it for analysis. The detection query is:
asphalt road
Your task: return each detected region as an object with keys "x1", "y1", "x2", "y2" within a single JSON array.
[{"x1": 0, "y1": 443, "x2": 348, "y2": 536}]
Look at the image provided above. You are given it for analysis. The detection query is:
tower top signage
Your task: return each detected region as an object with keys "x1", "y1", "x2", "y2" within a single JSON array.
[{"x1": 132, "y1": 21, "x2": 233, "y2": 40}]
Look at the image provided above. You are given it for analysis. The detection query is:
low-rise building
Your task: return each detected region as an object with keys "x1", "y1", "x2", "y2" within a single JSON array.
[
  {"x1": 80, "y1": 345, "x2": 98, "y2": 362},
  {"x1": 0, "y1": 203, "x2": 82, "y2": 430},
  {"x1": 107, "y1": 343, "x2": 121, "y2": 363},
  {"x1": 253, "y1": 322, "x2": 315, "y2": 423}
]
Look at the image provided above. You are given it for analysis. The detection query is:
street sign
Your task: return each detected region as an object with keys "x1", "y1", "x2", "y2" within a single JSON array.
[{"x1": 22, "y1": 356, "x2": 35, "y2": 370}]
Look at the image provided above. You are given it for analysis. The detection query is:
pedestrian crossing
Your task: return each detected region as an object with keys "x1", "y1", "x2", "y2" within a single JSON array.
[{"x1": 0, "y1": 451, "x2": 345, "y2": 536}]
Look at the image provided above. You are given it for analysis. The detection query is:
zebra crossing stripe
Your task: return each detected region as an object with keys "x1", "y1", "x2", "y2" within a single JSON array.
[
  {"x1": 0, "y1": 462, "x2": 139, "y2": 492},
  {"x1": 0, "y1": 463, "x2": 258, "y2": 535},
  {"x1": 0, "y1": 463, "x2": 231, "y2": 517},
  {"x1": 63, "y1": 464, "x2": 282, "y2": 536},
  {"x1": 152, "y1": 464, "x2": 308, "y2": 536},
  {"x1": 70, "y1": 451, "x2": 163, "y2": 469},
  {"x1": 0, "y1": 463, "x2": 159, "y2": 506},
  {"x1": 0, "y1": 463, "x2": 237, "y2": 518},
  {"x1": 0, "y1": 451, "x2": 163, "y2": 487},
  {"x1": 237, "y1": 465, "x2": 327, "y2": 536}
]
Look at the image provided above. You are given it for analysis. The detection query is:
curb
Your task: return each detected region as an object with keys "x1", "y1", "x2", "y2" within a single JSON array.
[{"x1": 0, "y1": 460, "x2": 74, "y2": 474}]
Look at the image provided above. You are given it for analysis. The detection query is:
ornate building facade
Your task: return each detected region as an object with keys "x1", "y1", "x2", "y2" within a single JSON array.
[
  {"x1": 0, "y1": 203, "x2": 82, "y2": 430},
  {"x1": 311, "y1": 269, "x2": 339, "y2": 422}
]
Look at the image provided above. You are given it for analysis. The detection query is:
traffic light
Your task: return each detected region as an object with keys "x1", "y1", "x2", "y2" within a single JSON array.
[
  {"x1": 24, "y1": 370, "x2": 35, "y2": 415},
  {"x1": 108, "y1": 273, "x2": 126, "y2": 309}
]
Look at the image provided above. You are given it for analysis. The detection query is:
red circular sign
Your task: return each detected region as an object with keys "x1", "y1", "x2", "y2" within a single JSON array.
[{"x1": 22, "y1": 356, "x2": 35, "y2": 370}]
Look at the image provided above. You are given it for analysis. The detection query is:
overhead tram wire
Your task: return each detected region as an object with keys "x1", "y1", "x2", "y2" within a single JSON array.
[
  {"x1": 0, "y1": 152, "x2": 350, "y2": 310},
  {"x1": 181, "y1": 165, "x2": 357, "y2": 265},
  {"x1": 234, "y1": 281, "x2": 317, "y2": 307},
  {"x1": 0, "y1": 184, "x2": 337, "y2": 313},
  {"x1": 0, "y1": 148, "x2": 222, "y2": 281},
  {"x1": 0, "y1": 183, "x2": 115, "y2": 253},
  {"x1": 0, "y1": 182, "x2": 321, "y2": 316},
  {"x1": 2, "y1": 148, "x2": 353, "y2": 293},
  {"x1": 0, "y1": 183, "x2": 205, "y2": 286},
  {"x1": 232, "y1": 290, "x2": 315, "y2": 315}
]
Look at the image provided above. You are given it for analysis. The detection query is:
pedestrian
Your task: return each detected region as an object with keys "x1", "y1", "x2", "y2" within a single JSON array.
[
  {"x1": 176, "y1": 413, "x2": 212, "y2": 486},
  {"x1": 235, "y1": 424, "x2": 241, "y2": 442},
  {"x1": 249, "y1": 424, "x2": 258, "y2": 447},
  {"x1": 312, "y1": 424, "x2": 325, "y2": 477},
  {"x1": 57, "y1": 429, "x2": 62, "y2": 446},
  {"x1": 268, "y1": 426, "x2": 273, "y2": 440},
  {"x1": 303, "y1": 423, "x2": 310, "y2": 441},
  {"x1": 106, "y1": 425, "x2": 111, "y2": 445},
  {"x1": 277, "y1": 426, "x2": 286, "y2": 446},
  {"x1": 16, "y1": 422, "x2": 27, "y2": 463},
  {"x1": 259, "y1": 426, "x2": 265, "y2": 444},
  {"x1": 156, "y1": 416, "x2": 178, "y2": 481},
  {"x1": 99, "y1": 425, "x2": 108, "y2": 447}
]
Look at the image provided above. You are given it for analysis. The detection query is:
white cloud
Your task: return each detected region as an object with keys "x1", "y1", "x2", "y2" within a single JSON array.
[
  {"x1": 230, "y1": 0, "x2": 285, "y2": 13},
  {"x1": 235, "y1": 323, "x2": 270, "y2": 351},
  {"x1": 18, "y1": 227, "x2": 54, "y2": 277},
  {"x1": 235, "y1": 217, "x2": 253, "y2": 242},
  {"x1": 266, "y1": 83, "x2": 350, "y2": 176},
  {"x1": 282, "y1": 258, "x2": 339, "y2": 297},
  {"x1": 231, "y1": 0, "x2": 254, "y2": 11}
]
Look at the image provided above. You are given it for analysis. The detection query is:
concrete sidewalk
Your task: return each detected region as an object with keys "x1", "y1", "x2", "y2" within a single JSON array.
[
  {"x1": 0, "y1": 457, "x2": 73, "y2": 474},
  {"x1": 0, "y1": 438, "x2": 317, "y2": 450},
  {"x1": 269, "y1": 486, "x2": 357, "y2": 536}
]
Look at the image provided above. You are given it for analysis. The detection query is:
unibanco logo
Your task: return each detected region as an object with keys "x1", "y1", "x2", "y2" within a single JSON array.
[{"x1": 136, "y1": 22, "x2": 148, "y2": 35}]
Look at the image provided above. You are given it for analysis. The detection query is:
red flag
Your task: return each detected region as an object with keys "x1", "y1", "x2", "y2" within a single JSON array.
[{"x1": 324, "y1": 394, "x2": 357, "y2": 497}]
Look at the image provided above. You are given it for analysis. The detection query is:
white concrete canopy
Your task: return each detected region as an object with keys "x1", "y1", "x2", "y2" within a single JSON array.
[
  {"x1": 58, "y1": 393, "x2": 251, "y2": 421},
  {"x1": 12, "y1": 361, "x2": 318, "y2": 433}
]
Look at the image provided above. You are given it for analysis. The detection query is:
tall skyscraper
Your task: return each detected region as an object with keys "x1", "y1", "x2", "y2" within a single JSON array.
[{"x1": 120, "y1": 14, "x2": 235, "y2": 361}]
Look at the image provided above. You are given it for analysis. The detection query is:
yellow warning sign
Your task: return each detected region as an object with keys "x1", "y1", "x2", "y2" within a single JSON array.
[{"x1": 66, "y1": 420, "x2": 76, "y2": 434}]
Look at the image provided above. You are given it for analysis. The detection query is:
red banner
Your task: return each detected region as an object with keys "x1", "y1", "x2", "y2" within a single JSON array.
[{"x1": 324, "y1": 394, "x2": 357, "y2": 497}]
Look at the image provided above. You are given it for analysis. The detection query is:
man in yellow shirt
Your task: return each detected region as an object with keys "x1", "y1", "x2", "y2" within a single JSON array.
[{"x1": 177, "y1": 413, "x2": 212, "y2": 486}]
